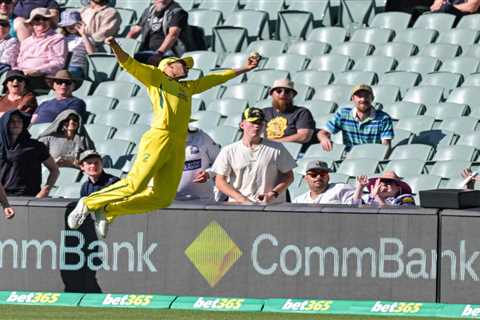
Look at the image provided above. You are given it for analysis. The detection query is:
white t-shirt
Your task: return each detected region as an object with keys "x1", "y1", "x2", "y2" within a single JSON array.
[
  {"x1": 293, "y1": 183, "x2": 355, "y2": 204},
  {"x1": 212, "y1": 139, "x2": 296, "y2": 203},
  {"x1": 176, "y1": 129, "x2": 220, "y2": 200}
]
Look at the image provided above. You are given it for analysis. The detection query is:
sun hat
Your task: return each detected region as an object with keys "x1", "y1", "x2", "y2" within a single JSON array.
[
  {"x1": 45, "y1": 70, "x2": 82, "y2": 90},
  {"x1": 26, "y1": 7, "x2": 56, "y2": 24},
  {"x1": 58, "y1": 10, "x2": 81, "y2": 27},
  {"x1": 367, "y1": 170, "x2": 412, "y2": 194},
  {"x1": 269, "y1": 79, "x2": 297, "y2": 96}
]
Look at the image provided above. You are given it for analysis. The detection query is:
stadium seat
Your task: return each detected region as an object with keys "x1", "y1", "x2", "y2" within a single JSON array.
[
  {"x1": 244, "y1": 0, "x2": 284, "y2": 23},
  {"x1": 395, "y1": 116, "x2": 435, "y2": 134},
  {"x1": 312, "y1": 84, "x2": 353, "y2": 104},
  {"x1": 221, "y1": 83, "x2": 268, "y2": 105},
  {"x1": 330, "y1": 41, "x2": 374, "y2": 58},
  {"x1": 198, "y1": 0, "x2": 238, "y2": 18},
  {"x1": 432, "y1": 145, "x2": 477, "y2": 162},
  {"x1": 183, "y1": 68, "x2": 203, "y2": 81},
  {"x1": 463, "y1": 73, "x2": 480, "y2": 87},
  {"x1": 439, "y1": 57, "x2": 479, "y2": 78},
  {"x1": 373, "y1": 42, "x2": 417, "y2": 58},
  {"x1": 381, "y1": 101, "x2": 423, "y2": 121},
  {"x1": 29, "y1": 123, "x2": 51, "y2": 139},
  {"x1": 307, "y1": 27, "x2": 347, "y2": 45},
  {"x1": 460, "y1": 44, "x2": 480, "y2": 58},
  {"x1": 83, "y1": 96, "x2": 117, "y2": 113},
  {"x1": 410, "y1": 129, "x2": 456, "y2": 147},
  {"x1": 352, "y1": 56, "x2": 396, "y2": 74},
  {"x1": 95, "y1": 110, "x2": 139, "y2": 127},
  {"x1": 350, "y1": 28, "x2": 395, "y2": 46},
  {"x1": 403, "y1": 174, "x2": 442, "y2": 194},
  {"x1": 183, "y1": 51, "x2": 219, "y2": 74},
  {"x1": 208, "y1": 125, "x2": 240, "y2": 146},
  {"x1": 418, "y1": 43, "x2": 461, "y2": 60},
  {"x1": 447, "y1": 87, "x2": 480, "y2": 107},
  {"x1": 436, "y1": 28, "x2": 480, "y2": 47},
  {"x1": 444, "y1": 176, "x2": 469, "y2": 189},
  {"x1": 212, "y1": 26, "x2": 248, "y2": 56},
  {"x1": 337, "y1": 158, "x2": 379, "y2": 177},
  {"x1": 282, "y1": 142, "x2": 303, "y2": 159},
  {"x1": 53, "y1": 182, "x2": 83, "y2": 198},
  {"x1": 338, "y1": 0, "x2": 375, "y2": 32},
  {"x1": 391, "y1": 128, "x2": 413, "y2": 148},
  {"x1": 424, "y1": 102, "x2": 468, "y2": 121},
  {"x1": 96, "y1": 139, "x2": 135, "y2": 169},
  {"x1": 371, "y1": 85, "x2": 401, "y2": 105},
  {"x1": 110, "y1": 37, "x2": 139, "y2": 55},
  {"x1": 308, "y1": 54, "x2": 352, "y2": 72},
  {"x1": 370, "y1": 11, "x2": 411, "y2": 32},
  {"x1": 247, "y1": 69, "x2": 289, "y2": 86},
  {"x1": 135, "y1": 113, "x2": 153, "y2": 126},
  {"x1": 190, "y1": 110, "x2": 223, "y2": 130},
  {"x1": 222, "y1": 113, "x2": 242, "y2": 127},
  {"x1": 396, "y1": 56, "x2": 441, "y2": 75},
  {"x1": 94, "y1": 81, "x2": 139, "y2": 99},
  {"x1": 429, "y1": 160, "x2": 471, "y2": 178},
  {"x1": 276, "y1": 10, "x2": 314, "y2": 43},
  {"x1": 264, "y1": 54, "x2": 309, "y2": 74},
  {"x1": 220, "y1": 52, "x2": 251, "y2": 69},
  {"x1": 393, "y1": 28, "x2": 438, "y2": 47},
  {"x1": 413, "y1": 13, "x2": 456, "y2": 31},
  {"x1": 74, "y1": 80, "x2": 93, "y2": 96},
  {"x1": 192, "y1": 86, "x2": 222, "y2": 104},
  {"x1": 380, "y1": 71, "x2": 421, "y2": 96},
  {"x1": 86, "y1": 53, "x2": 119, "y2": 84},
  {"x1": 420, "y1": 72, "x2": 462, "y2": 95},
  {"x1": 84, "y1": 123, "x2": 115, "y2": 141},
  {"x1": 329, "y1": 172, "x2": 350, "y2": 184},
  {"x1": 286, "y1": 41, "x2": 331, "y2": 57},
  {"x1": 288, "y1": 0, "x2": 332, "y2": 26},
  {"x1": 334, "y1": 70, "x2": 377, "y2": 85},
  {"x1": 206, "y1": 98, "x2": 248, "y2": 116},
  {"x1": 224, "y1": 9, "x2": 269, "y2": 41},
  {"x1": 246, "y1": 40, "x2": 287, "y2": 58},
  {"x1": 439, "y1": 117, "x2": 479, "y2": 135},
  {"x1": 293, "y1": 70, "x2": 333, "y2": 87},
  {"x1": 55, "y1": 167, "x2": 82, "y2": 186},
  {"x1": 289, "y1": 179, "x2": 309, "y2": 198},
  {"x1": 115, "y1": 96, "x2": 152, "y2": 114},
  {"x1": 116, "y1": 8, "x2": 136, "y2": 37},
  {"x1": 293, "y1": 84, "x2": 314, "y2": 100},
  {"x1": 113, "y1": 124, "x2": 150, "y2": 143},
  {"x1": 402, "y1": 86, "x2": 444, "y2": 105},
  {"x1": 383, "y1": 159, "x2": 425, "y2": 177},
  {"x1": 346, "y1": 143, "x2": 389, "y2": 160},
  {"x1": 302, "y1": 100, "x2": 337, "y2": 117},
  {"x1": 303, "y1": 143, "x2": 345, "y2": 162},
  {"x1": 389, "y1": 144, "x2": 434, "y2": 161},
  {"x1": 456, "y1": 131, "x2": 480, "y2": 148},
  {"x1": 457, "y1": 13, "x2": 480, "y2": 29},
  {"x1": 188, "y1": 9, "x2": 222, "y2": 46}
]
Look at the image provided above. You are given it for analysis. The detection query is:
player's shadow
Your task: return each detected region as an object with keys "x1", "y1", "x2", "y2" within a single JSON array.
[{"x1": 61, "y1": 205, "x2": 102, "y2": 293}]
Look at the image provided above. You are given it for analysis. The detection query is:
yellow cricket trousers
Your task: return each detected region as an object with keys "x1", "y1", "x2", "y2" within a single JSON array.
[{"x1": 83, "y1": 128, "x2": 186, "y2": 222}]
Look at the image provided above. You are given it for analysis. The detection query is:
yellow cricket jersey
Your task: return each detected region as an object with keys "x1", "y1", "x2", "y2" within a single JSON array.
[{"x1": 119, "y1": 56, "x2": 237, "y2": 134}]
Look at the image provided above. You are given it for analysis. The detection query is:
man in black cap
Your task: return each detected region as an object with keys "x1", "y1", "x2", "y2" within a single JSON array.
[
  {"x1": 79, "y1": 150, "x2": 119, "y2": 197},
  {"x1": 212, "y1": 107, "x2": 296, "y2": 204}
]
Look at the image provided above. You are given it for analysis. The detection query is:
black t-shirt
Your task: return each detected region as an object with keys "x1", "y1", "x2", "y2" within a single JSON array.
[
  {"x1": 137, "y1": 3, "x2": 188, "y2": 51},
  {"x1": 80, "y1": 171, "x2": 120, "y2": 197},
  {"x1": 0, "y1": 139, "x2": 50, "y2": 196},
  {"x1": 263, "y1": 105, "x2": 316, "y2": 140}
]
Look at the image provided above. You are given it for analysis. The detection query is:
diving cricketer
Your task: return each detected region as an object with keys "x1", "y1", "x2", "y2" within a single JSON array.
[{"x1": 68, "y1": 36, "x2": 261, "y2": 238}]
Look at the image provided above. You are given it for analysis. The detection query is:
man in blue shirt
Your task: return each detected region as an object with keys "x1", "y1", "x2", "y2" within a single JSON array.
[
  {"x1": 31, "y1": 70, "x2": 87, "y2": 124},
  {"x1": 317, "y1": 84, "x2": 394, "y2": 153},
  {"x1": 79, "y1": 150, "x2": 119, "y2": 197}
]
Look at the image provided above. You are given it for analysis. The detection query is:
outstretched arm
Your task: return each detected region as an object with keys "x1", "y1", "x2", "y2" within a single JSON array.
[
  {"x1": 106, "y1": 36, "x2": 165, "y2": 88},
  {"x1": 188, "y1": 53, "x2": 261, "y2": 94}
]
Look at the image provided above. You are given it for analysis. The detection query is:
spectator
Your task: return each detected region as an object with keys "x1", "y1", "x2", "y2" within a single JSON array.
[
  {"x1": 263, "y1": 79, "x2": 315, "y2": 145},
  {"x1": 127, "y1": 0, "x2": 188, "y2": 64},
  {"x1": 317, "y1": 84, "x2": 394, "y2": 153},
  {"x1": 31, "y1": 69, "x2": 86, "y2": 124},
  {"x1": 0, "y1": 69, "x2": 37, "y2": 117},
  {"x1": 14, "y1": 0, "x2": 59, "y2": 41},
  {"x1": 292, "y1": 160, "x2": 355, "y2": 204},
  {"x1": 0, "y1": 14, "x2": 19, "y2": 73},
  {"x1": 176, "y1": 127, "x2": 220, "y2": 201},
  {"x1": 79, "y1": 150, "x2": 119, "y2": 197},
  {"x1": 353, "y1": 171, "x2": 416, "y2": 206},
  {"x1": 80, "y1": 0, "x2": 121, "y2": 49},
  {"x1": 38, "y1": 110, "x2": 94, "y2": 168},
  {"x1": 212, "y1": 107, "x2": 296, "y2": 204},
  {"x1": 0, "y1": 109, "x2": 58, "y2": 197},
  {"x1": 58, "y1": 10, "x2": 95, "y2": 79},
  {"x1": 430, "y1": 0, "x2": 480, "y2": 20},
  {"x1": 0, "y1": 0, "x2": 16, "y2": 38},
  {"x1": 15, "y1": 7, "x2": 67, "y2": 92}
]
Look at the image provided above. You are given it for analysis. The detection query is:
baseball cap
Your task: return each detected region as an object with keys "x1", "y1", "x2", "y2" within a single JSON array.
[
  {"x1": 242, "y1": 107, "x2": 265, "y2": 123},
  {"x1": 305, "y1": 160, "x2": 332, "y2": 174},
  {"x1": 158, "y1": 56, "x2": 194, "y2": 72},
  {"x1": 79, "y1": 150, "x2": 102, "y2": 162},
  {"x1": 351, "y1": 84, "x2": 373, "y2": 96}
]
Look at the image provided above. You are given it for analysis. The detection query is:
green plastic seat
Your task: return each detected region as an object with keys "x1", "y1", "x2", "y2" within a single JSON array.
[
  {"x1": 312, "y1": 84, "x2": 353, "y2": 104},
  {"x1": 439, "y1": 57, "x2": 480, "y2": 77},
  {"x1": 393, "y1": 28, "x2": 438, "y2": 47},
  {"x1": 439, "y1": 117, "x2": 479, "y2": 135},
  {"x1": 370, "y1": 11, "x2": 411, "y2": 32},
  {"x1": 436, "y1": 28, "x2": 480, "y2": 47},
  {"x1": 413, "y1": 12, "x2": 456, "y2": 31},
  {"x1": 381, "y1": 101, "x2": 423, "y2": 121},
  {"x1": 264, "y1": 53, "x2": 309, "y2": 74},
  {"x1": 350, "y1": 27, "x2": 395, "y2": 46},
  {"x1": 432, "y1": 145, "x2": 477, "y2": 162},
  {"x1": 345, "y1": 143, "x2": 389, "y2": 160},
  {"x1": 330, "y1": 41, "x2": 374, "y2": 58},
  {"x1": 373, "y1": 42, "x2": 417, "y2": 58},
  {"x1": 287, "y1": 41, "x2": 331, "y2": 57},
  {"x1": 246, "y1": 40, "x2": 287, "y2": 58},
  {"x1": 94, "y1": 81, "x2": 139, "y2": 99},
  {"x1": 293, "y1": 70, "x2": 333, "y2": 87},
  {"x1": 429, "y1": 160, "x2": 471, "y2": 178},
  {"x1": 276, "y1": 10, "x2": 314, "y2": 43},
  {"x1": 308, "y1": 54, "x2": 352, "y2": 72},
  {"x1": 371, "y1": 85, "x2": 401, "y2": 105},
  {"x1": 113, "y1": 124, "x2": 150, "y2": 144},
  {"x1": 352, "y1": 55, "x2": 396, "y2": 74},
  {"x1": 402, "y1": 86, "x2": 444, "y2": 105},
  {"x1": 383, "y1": 159, "x2": 425, "y2": 177},
  {"x1": 395, "y1": 116, "x2": 435, "y2": 134},
  {"x1": 418, "y1": 43, "x2": 461, "y2": 60},
  {"x1": 84, "y1": 123, "x2": 115, "y2": 141},
  {"x1": 410, "y1": 129, "x2": 456, "y2": 147},
  {"x1": 206, "y1": 98, "x2": 248, "y2": 117},
  {"x1": 183, "y1": 51, "x2": 219, "y2": 74},
  {"x1": 95, "y1": 110, "x2": 139, "y2": 127},
  {"x1": 389, "y1": 144, "x2": 433, "y2": 161},
  {"x1": 224, "y1": 9, "x2": 269, "y2": 41},
  {"x1": 333, "y1": 70, "x2": 377, "y2": 85},
  {"x1": 307, "y1": 26, "x2": 347, "y2": 45},
  {"x1": 337, "y1": 158, "x2": 379, "y2": 177},
  {"x1": 397, "y1": 56, "x2": 441, "y2": 75}
]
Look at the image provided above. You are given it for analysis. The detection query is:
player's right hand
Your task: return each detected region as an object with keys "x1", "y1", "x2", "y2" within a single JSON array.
[{"x1": 104, "y1": 36, "x2": 117, "y2": 47}]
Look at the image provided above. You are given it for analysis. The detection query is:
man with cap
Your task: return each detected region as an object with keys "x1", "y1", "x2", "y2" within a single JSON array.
[
  {"x1": 79, "y1": 150, "x2": 120, "y2": 197},
  {"x1": 67, "y1": 37, "x2": 260, "y2": 238},
  {"x1": 263, "y1": 79, "x2": 316, "y2": 146},
  {"x1": 317, "y1": 84, "x2": 394, "y2": 153},
  {"x1": 212, "y1": 107, "x2": 296, "y2": 204},
  {"x1": 31, "y1": 69, "x2": 86, "y2": 124},
  {"x1": 293, "y1": 160, "x2": 355, "y2": 204}
]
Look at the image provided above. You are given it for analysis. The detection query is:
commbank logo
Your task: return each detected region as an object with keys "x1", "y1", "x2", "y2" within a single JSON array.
[{"x1": 184, "y1": 221, "x2": 242, "y2": 287}]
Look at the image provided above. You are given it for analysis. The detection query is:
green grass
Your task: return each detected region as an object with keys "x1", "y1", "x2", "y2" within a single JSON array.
[{"x1": 0, "y1": 305, "x2": 466, "y2": 320}]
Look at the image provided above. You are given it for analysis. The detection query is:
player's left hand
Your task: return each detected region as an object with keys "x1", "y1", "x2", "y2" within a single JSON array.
[{"x1": 193, "y1": 170, "x2": 209, "y2": 183}]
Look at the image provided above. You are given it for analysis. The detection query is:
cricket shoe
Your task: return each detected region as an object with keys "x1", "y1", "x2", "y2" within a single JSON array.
[
  {"x1": 67, "y1": 197, "x2": 90, "y2": 229},
  {"x1": 94, "y1": 209, "x2": 109, "y2": 239}
]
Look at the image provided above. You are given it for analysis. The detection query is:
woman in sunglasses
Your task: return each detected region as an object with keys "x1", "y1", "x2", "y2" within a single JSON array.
[
  {"x1": 0, "y1": 13, "x2": 18, "y2": 73},
  {"x1": 354, "y1": 171, "x2": 416, "y2": 206},
  {"x1": 0, "y1": 69, "x2": 37, "y2": 117}
]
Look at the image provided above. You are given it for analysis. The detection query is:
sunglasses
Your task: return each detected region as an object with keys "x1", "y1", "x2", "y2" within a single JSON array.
[
  {"x1": 8, "y1": 77, "x2": 25, "y2": 82},
  {"x1": 32, "y1": 16, "x2": 49, "y2": 22},
  {"x1": 0, "y1": 21, "x2": 9, "y2": 27},
  {"x1": 273, "y1": 88, "x2": 294, "y2": 95},
  {"x1": 0, "y1": 0, "x2": 12, "y2": 4},
  {"x1": 54, "y1": 79, "x2": 73, "y2": 86},
  {"x1": 307, "y1": 171, "x2": 329, "y2": 178}
]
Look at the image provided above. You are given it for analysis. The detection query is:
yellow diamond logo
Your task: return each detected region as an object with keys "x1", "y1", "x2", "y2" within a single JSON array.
[{"x1": 185, "y1": 221, "x2": 242, "y2": 287}]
